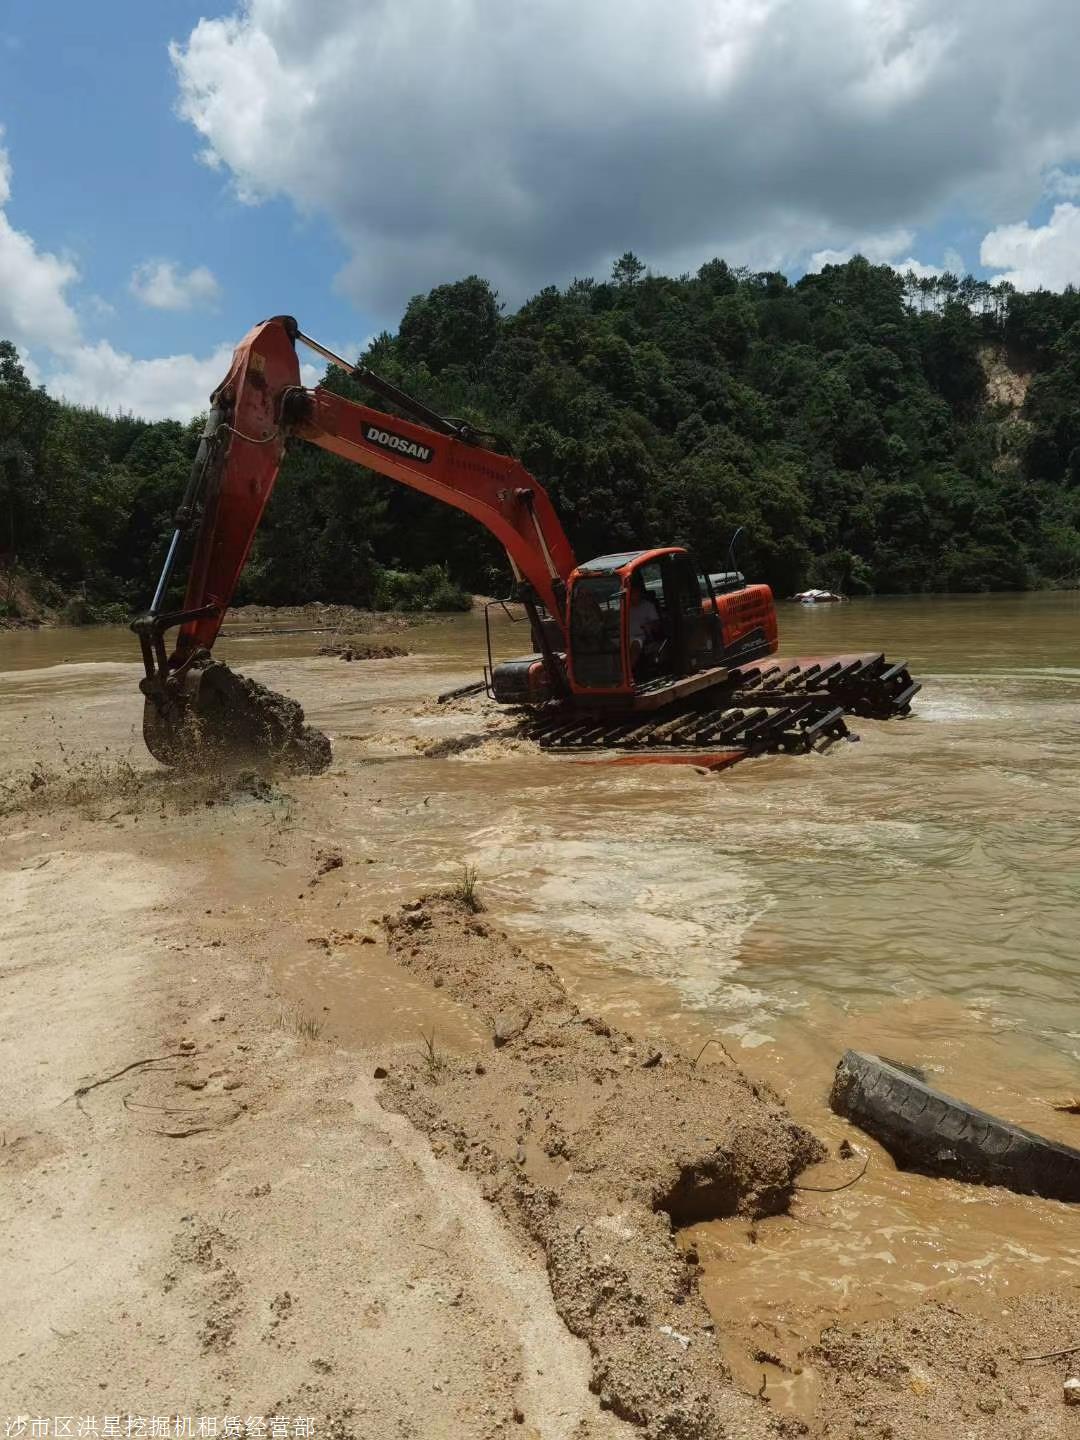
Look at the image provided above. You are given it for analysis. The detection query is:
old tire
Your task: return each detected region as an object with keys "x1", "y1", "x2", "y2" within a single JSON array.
[{"x1": 829, "y1": 1050, "x2": 1080, "y2": 1203}]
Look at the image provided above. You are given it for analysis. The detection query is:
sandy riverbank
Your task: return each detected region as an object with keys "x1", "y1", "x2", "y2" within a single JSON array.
[
  {"x1": 0, "y1": 787, "x2": 627, "y2": 1440},
  {"x1": 1, "y1": 756, "x2": 1077, "y2": 1439},
  {"x1": 3, "y1": 625, "x2": 1080, "y2": 1438}
]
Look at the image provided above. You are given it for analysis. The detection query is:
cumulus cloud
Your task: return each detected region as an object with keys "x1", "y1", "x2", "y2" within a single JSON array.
[
  {"x1": 0, "y1": 131, "x2": 239, "y2": 420},
  {"x1": 807, "y1": 228, "x2": 928, "y2": 271},
  {"x1": 49, "y1": 345, "x2": 323, "y2": 418},
  {"x1": 0, "y1": 130, "x2": 81, "y2": 350},
  {"x1": 48, "y1": 341, "x2": 237, "y2": 421},
  {"x1": 980, "y1": 203, "x2": 1080, "y2": 291},
  {"x1": 805, "y1": 228, "x2": 960, "y2": 280},
  {"x1": 130, "y1": 259, "x2": 221, "y2": 311},
  {"x1": 172, "y1": 0, "x2": 1080, "y2": 310},
  {"x1": 1043, "y1": 167, "x2": 1080, "y2": 201}
]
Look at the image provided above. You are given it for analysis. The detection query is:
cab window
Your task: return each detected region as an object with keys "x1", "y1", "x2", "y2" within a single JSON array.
[
  {"x1": 569, "y1": 575, "x2": 625, "y2": 688},
  {"x1": 627, "y1": 561, "x2": 667, "y2": 678}
]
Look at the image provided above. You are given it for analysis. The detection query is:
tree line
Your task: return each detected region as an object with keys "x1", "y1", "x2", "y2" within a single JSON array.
[{"x1": 3, "y1": 253, "x2": 1080, "y2": 622}]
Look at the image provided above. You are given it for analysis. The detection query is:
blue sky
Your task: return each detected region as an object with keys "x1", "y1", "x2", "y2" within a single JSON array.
[
  {"x1": 2, "y1": 0, "x2": 1079, "y2": 419},
  {"x1": 0, "y1": 0, "x2": 360, "y2": 410}
]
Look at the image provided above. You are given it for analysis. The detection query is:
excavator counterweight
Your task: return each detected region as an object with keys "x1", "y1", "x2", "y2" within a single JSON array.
[{"x1": 133, "y1": 315, "x2": 919, "y2": 773}]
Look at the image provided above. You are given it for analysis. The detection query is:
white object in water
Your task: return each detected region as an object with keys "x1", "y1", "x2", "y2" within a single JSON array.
[{"x1": 792, "y1": 588, "x2": 844, "y2": 604}]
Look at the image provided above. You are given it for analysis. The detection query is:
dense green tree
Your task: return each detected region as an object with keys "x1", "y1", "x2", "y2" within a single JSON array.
[
  {"x1": 611, "y1": 252, "x2": 646, "y2": 287},
  {"x1": 4, "y1": 254, "x2": 1080, "y2": 620},
  {"x1": 398, "y1": 276, "x2": 501, "y2": 374}
]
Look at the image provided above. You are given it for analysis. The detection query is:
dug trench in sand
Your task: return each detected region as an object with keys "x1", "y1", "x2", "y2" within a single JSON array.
[{"x1": 376, "y1": 892, "x2": 826, "y2": 1437}]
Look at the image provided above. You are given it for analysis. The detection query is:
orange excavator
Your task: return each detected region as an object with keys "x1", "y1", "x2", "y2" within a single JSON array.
[{"x1": 133, "y1": 315, "x2": 919, "y2": 771}]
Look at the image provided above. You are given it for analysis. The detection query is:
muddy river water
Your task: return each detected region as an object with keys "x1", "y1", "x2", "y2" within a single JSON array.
[{"x1": 2, "y1": 592, "x2": 1079, "y2": 1396}]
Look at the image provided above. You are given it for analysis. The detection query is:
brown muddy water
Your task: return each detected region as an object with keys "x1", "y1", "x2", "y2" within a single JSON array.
[{"x1": 2, "y1": 593, "x2": 1079, "y2": 1396}]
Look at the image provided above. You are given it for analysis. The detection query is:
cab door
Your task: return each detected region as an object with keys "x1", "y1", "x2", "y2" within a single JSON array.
[
  {"x1": 567, "y1": 573, "x2": 629, "y2": 693},
  {"x1": 665, "y1": 552, "x2": 721, "y2": 673}
]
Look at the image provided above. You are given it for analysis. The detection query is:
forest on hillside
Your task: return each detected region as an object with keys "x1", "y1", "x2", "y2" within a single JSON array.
[{"x1": 3, "y1": 254, "x2": 1080, "y2": 623}]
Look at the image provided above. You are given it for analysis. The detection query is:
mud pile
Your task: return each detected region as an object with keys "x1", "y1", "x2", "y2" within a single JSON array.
[
  {"x1": 316, "y1": 642, "x2": 408, "y2": 661},
  {"x1": 224, "y1": 601, "x2": 418, "y2": 634},
  {"x1": 377, "y1": 893, "x2": 824, "y2": 1439},
  {"x1": 0, "y1": 753, "x2": 280, "y2": 821}
]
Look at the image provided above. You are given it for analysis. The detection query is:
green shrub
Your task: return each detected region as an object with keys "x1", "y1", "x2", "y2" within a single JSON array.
[
  {"x1": 60, "y1": 595, "x2": 131, "y2": 626},
  {"x1": 372, "y1": 563, "x2": 471, "y2": 612}
]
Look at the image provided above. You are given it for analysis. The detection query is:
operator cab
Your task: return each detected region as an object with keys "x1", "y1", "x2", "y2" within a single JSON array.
[
  {"x1": 489, "y1": 547, "x2": 778, "y2": 710},
  {"x1": 567, "y1": 548, "x2": 724, "y2": 700}
]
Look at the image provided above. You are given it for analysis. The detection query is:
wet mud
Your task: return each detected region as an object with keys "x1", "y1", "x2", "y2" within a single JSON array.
[
  {"x1": 316, "y1": 642, "x2": 409, "y2": 661},
  {"x1": 144, "y1": 658, "x2": 332, "y2": 775},
  {"x1": 375, "y1": 894, "x2": 1080, "y2": 1440},
  {"x1": 811, "y1": 1291, "x2": 1080, "y2": 1439},
  {"x1": 379, "y1": 893, "x2": 823, "y2": 1438}
]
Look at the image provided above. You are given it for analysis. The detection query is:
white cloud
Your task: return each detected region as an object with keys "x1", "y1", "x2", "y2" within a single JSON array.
[
  {"x1": 130, "y1": 259, "x2": 221, "y2": 311},
  {"x1": 171, "y1": 0, "x2": 1080, "y2": 310},
  {"x1": 0, "y1": 130, "x2": 81, "y2": 350},
  {"x1": 980, "y1": 203, "x2": 1080, "y2": 291},
  {"x1": 0, "y1": 131, "x2": 240, "y2": 420},
  {"x1": 1044, "y1": 167, "x2": 1080, "y2": 201},
  {"x1": 808, "y1": 228, "x2": 916, "y2": 270},
  {"x1": 805, "y1": 228, "x2": 949, "y2": 279},
  {"x1": 48, "y1": 341, "x2": 237, "y2": 421},
  {"x1": 893, "y1": 257, "x2": 946, "y2": 280},
  {"x1": 84, "y1": 294, "x2": 116, "y2": 321}
]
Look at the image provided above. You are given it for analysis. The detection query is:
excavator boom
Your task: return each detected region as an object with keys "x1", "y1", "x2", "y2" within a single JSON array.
[
  {"x1": 161, "y1": 315, "x2": 574, "y2": 664},
  {"x1": 132, "y1": 315, "x2": 583, "y2": 768}
]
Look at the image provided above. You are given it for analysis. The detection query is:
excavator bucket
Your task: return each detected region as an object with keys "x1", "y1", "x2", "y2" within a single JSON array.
[{"x1": 141, "y1": 657, "x2": 332, "y2": 774}]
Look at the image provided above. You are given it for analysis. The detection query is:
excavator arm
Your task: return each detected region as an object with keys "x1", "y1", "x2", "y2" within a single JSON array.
[
  {"x1": 133, "y1": 316, "x2": 577, "y2": 764},
  {"x1": 148, "y1": 314, "x2": 574, "y2": 666}
]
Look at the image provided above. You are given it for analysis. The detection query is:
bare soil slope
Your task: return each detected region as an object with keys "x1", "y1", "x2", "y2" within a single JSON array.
[{"x1": 380, "y1": 895, "x2": 824, "y2": 1439}]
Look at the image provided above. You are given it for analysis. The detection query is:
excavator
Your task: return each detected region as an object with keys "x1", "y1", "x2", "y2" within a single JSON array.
[{"x1": 132, "y1": 315, "x2": 919, "y2": 772}]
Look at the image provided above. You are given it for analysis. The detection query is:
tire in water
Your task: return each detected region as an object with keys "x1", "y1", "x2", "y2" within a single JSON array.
[{"x1": 829, "y1": 1049, "x2": 1080, "y2": 1203}]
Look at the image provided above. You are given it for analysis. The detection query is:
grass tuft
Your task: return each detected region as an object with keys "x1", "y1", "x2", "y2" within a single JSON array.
[
  {"x1": 416, "y1": 1027, "x2": 445, "y2": 1081},
  {"x1": 449, "y1": 862, "x2": 483, "y2": 913},
  {"x1": 276, "y1": 1005, "x2": 323, "y2": 1041}
]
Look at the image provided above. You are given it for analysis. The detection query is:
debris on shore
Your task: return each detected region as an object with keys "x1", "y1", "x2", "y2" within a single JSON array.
[
  {"x1": 830, "y1": 1050, "x2": 1080, "y2": 1202},
  {"x1": 223, "y1": 601, "x2": 420, "y2": 635}
]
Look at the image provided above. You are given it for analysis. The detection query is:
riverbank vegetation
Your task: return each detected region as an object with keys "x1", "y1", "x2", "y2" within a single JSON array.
[{"x1": 2, "y1": 255, "x2": 1079, "y2": 622}]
